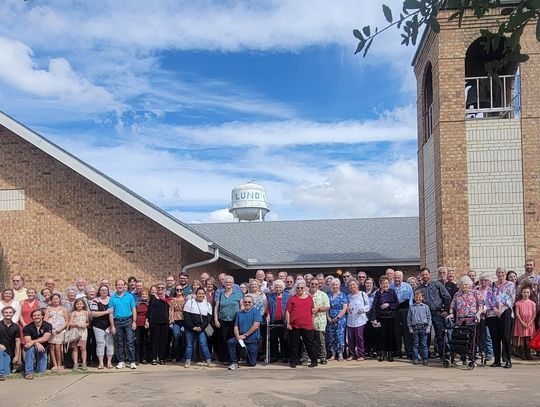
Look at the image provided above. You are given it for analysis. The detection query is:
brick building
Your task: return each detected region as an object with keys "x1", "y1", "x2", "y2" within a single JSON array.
[
  {"x1": 0, "y1": 113, "x2": 419, "y2": 290},
  {"x1": 414, "y1": 6, "x2": 540, "y2": 276}
]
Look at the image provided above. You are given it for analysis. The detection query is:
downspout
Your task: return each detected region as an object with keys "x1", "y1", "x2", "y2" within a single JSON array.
[{"x1": 181, "y1": 245, "x2": 220, "y2": 274}]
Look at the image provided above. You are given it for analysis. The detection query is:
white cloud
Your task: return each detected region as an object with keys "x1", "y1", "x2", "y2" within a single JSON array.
[
  {"x1": 0, "y1": 36, "x2": 120, "y2": 112},
  {"x1": 291, "y1": 160, "x2": 418, "y2": 218},
  {"x1": 131, "y1": 104, "x2": 417, "y2": 148},
  {"x1": 0, "y1": 0, "x2": 409, "y2": 53}
]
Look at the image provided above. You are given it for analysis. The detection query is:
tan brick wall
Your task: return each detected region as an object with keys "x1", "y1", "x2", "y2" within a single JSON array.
[
  {"x1": 415, "y1": 8, "x2": 539, "y2": 276},
  {"x1": 0, "y1": 126, "x2": 218, "y2": 290}
]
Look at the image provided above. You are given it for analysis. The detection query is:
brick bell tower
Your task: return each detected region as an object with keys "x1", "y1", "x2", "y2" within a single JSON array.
[{"x1": 413, "y1": 6, "x2": 540, "y2": 276}]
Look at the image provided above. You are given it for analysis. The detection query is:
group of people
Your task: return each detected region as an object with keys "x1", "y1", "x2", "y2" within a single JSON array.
[{"x1": 1, "y1": 261, "x2": 539, "y2": 380}]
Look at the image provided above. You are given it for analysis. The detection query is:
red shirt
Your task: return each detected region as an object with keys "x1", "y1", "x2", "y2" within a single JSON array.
[
  {"x1": 275, "y1": 296, "x2": 282, "y2": 321},
  {"x1": 136, "y1": 302, "x2": 148, "y2": 327},
  {"x1": 286, "y1": 295, "x2": 314, "y2": 330}
]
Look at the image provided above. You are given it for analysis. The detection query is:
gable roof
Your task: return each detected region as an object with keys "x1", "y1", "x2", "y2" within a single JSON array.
[
  {"x1": 0, "y1": 111, "x2": 218, "y2": 256},
  {"x1": 1, "y1": 111, "x2": 420, "y2": 270},
  {"x1": 191, "y1": 217, "x2": 419, "y2": 269}
]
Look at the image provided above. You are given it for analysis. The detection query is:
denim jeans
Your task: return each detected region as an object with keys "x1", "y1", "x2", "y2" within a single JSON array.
[
  {"x1": 227, "y1": 337, "x2": 258, "y2": 366},
  {"x1": 412, "y1": 329, "x2": 428, "y2": 361},
  {"x1": 0, "y1": 350, "x2": 11, "y2": 376},
  {"x1": 171, "y1": 321, "x2": 184, "y2": 360},
  {"x1": 114, "y1": 318, "x2": 136, "y2": 363},
  {"x1": 184, "y1": 329, "x2": 211, "y2": 361},
  {"x1": 431, "y1": 312, "x2": 446, "y2": 358},
  {"x1": 24, "y1": 345, "x2": 48, "y2": 375}
]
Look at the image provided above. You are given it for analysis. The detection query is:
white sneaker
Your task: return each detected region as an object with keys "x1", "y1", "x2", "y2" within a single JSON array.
[
  {"x1": 130, "y1": 362, "x2": 137, "y2": 369},
  {"x1": 228, "y1": 363, "x2": 239, "y2": 370},
  {"x1": 116, "y1": 362, "x2": 125, "y2": 369},
  {"x1": 184, "y1": 360, "x2": 191, "y2": 368}
]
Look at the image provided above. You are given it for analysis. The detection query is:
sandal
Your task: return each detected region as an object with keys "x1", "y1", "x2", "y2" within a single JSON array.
[{"x1": 25, "y1": 374, "x2": 34, "y2": 380}]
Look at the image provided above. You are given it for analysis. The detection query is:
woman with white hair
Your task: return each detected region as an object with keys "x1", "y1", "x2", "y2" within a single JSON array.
[
  {"x1": 449, "y1": 276, "x2": 483, "y2": 326},
  {"x1": 326, "y1": 278, "x2": 349, "y2": 361},
  {"x1": 266, "y1": 280, "x2": 289, "y2": 362},
  {"x1": 214, "y1": 275, "x2": 243, "y2": 364}
]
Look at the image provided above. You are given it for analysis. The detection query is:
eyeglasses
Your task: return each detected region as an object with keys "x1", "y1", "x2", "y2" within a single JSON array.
[
  {"x1": 286, "y1": 281, "x2": 294, "y2": 284},
  {"x1": 157, "y1": 287, "x2": 165, "y2": 290},
  {"x1": 310, "y1": 283, "x2": 319, "y2": 286},
  {"x1": 243, "y1": 301, "x2": 252, "y2": 304},
  {"x1": 296, "y1": 287, "x2": 305, "y2": 290}
]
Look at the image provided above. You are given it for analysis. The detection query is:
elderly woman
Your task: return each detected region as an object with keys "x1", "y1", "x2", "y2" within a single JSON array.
[
  {"x1": 249, "y1": 279, "x2": 268, "y2": 318},
  {"x1": 364, "y1": 277, "x2": 378, "y2": 358},
  {"x1": 63, "y1": 287, "x2": 77, "y2": 313},
  {"x1": 476, "y1": 273, "x2": 493, "y2": 362},
  {"x1": 449, "y1": 276, "x2": 483, "y2": 326},
  {"x1": 326, "y1": 278, "x2": 349, "y2": 361},
  {"x1": 370, "y1": 275, "x2": 399, "y2": 362},
  {"x1": 407, "y1": 277, "x2": 419, "y2": 290},
  {"x1": 486, "y1": 267, "x2": 516, "y2": 368},
  {"x1": 266, "y1": 279, "x2": 290, "y2": 362},
  {"x1": 0, "y1": 289, "x2": 21, "y2": 324},
  {"x1": 214, "y1": 275, "x2": 243, "y2": 363},
  {"x1": 346, "y1": 279, "x2": 371, "y2": 361},
  {"x1": 285, "y1": 280, "x2": 318, "y2": 368}
]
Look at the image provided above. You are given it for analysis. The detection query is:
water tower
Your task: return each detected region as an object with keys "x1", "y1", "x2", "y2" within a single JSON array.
[{"x1": 229, "y1": 182, "x2": 270, "y2": 222}]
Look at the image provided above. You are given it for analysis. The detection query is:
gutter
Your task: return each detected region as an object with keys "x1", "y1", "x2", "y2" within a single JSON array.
[{"x1": 181, "y1": 246, "x2": 220, "y2": 274}]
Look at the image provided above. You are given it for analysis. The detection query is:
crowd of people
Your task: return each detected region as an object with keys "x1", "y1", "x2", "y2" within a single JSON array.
[{"x1": 1, "y1": 261, "x2": 539, "y2": 380}]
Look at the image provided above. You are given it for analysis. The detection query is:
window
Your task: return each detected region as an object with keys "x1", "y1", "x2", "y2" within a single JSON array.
[
  {"x1": 423, "y1": 63, "x2": 434, "y2": 143},
  {"x1": 0, "y1": 189, "x2": 25, "y2": 211}
]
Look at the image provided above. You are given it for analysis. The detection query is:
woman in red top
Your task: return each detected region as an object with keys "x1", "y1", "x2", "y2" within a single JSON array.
[
  {"x1": 285, "y1": 281, "x2": 318, "y2": 368},
  {"x1": 19, "y1": 288, "x2": 41, "y2": 345},
  {"x1": 135, "y1": 288, "x2": 150, "y2": 364}
]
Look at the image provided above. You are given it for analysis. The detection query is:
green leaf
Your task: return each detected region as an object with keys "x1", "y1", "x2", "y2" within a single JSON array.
[
  {"x1": 363, "y1": 25, "x2": 371, "y2": 37},
  {"x1": 526, "y1": 0, "x2": 540, "y2": 9},
  {"x1": 403, "y1": 0, "x2": 422, "y2": 10},
  {"x1": 355, "y1": 39, "x2": 366, "y2": 55},
  {"x1": 363, "y1": 38, "x2": 374, "y2": 57},
  {"x1": 382, "y1": 4, "x2": 393, "y2": 23},
  {"x1": 430, "y1": 17, "x2": 441, "y2": 33},
  {"x1": 537, "y1": 16, "x2": 540, "y2": 42},
  {"x1": 353, "y1": 29, "x2": 364, "y2": 40}
]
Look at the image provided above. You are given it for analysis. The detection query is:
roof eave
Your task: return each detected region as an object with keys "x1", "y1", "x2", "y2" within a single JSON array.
[{"x1": 240, "y1": 258, "x2": 420, "y2": 270}]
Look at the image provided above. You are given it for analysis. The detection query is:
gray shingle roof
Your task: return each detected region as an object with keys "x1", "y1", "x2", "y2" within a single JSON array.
[{"x1": 191, "y1": 217, "x2": 419, "y2": 268}]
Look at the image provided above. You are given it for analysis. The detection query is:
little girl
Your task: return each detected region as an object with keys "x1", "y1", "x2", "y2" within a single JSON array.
[
  {"x1": 69, "y1": 298, "x2": 89, "y2": 371},
  {"x1": 513, "y1": 287, "x2": 537, "y2": 360}
]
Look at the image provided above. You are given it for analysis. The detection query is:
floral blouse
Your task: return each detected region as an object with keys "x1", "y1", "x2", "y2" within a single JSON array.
[
  {"x1": 486, "y1": 281, "x2": 515, "y2": 318},
  {"x1": 450, "y1": 290, "x2": 483, "y2": 325}
]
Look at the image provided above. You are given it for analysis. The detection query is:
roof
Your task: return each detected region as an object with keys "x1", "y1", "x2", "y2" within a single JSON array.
[
  {"x1": 0, "y1": 111, "x2": 217, "y2": 256},
  {"x1": 1, "y1": 111, "x2": 420, "y2": 270},
  {"x1": 191, "y1": 217, "x2": 419, "y2": 269}
]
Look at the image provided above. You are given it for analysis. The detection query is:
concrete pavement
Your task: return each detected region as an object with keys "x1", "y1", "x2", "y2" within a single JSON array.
[{"x1": 1, "y1": 359, "x2": 539, "y2": 407}]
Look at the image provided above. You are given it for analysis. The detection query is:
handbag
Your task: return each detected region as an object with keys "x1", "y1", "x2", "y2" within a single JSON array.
[
  {"x1": 195, "y1": 300, "x2": 214, "y2": 337},
  {"x1": 530, "y1": 329, "x2": 540, "y2": 352},
  {"x1": 63, "y1": 327, "x2": 82, "y2": 347}
]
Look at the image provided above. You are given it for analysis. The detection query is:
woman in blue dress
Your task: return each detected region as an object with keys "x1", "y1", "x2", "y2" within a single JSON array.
[{"x1": 326, "y1": 278, "x2": 349, "y2": 361}]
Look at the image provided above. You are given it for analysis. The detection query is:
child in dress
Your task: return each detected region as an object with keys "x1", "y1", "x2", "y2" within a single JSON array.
[
  {"x1": 69, "y1": 299, "x2": 89, "y2": 370},
  {"x1": 513, "y1": 287, "x2": 537, "y2": 360}
]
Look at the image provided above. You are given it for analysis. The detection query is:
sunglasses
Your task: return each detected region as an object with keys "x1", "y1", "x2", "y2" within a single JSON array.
[
  {"x1": 296, "y1": 287, "x2": 305, "y2": 290},
  {"x1": 12, "y1": 279, "x2": 21, "y2": 282},
  {"x1": 176, "y1": 289, "x2": 183, "y2": 291},
  {"x1": 243, "y1": 300, "x2": 252, "y2": 304}
]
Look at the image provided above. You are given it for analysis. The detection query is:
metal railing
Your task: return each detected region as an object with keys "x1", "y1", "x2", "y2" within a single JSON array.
[{"x1": 465, "y1": 74, "x2": 520, "y2": 119}]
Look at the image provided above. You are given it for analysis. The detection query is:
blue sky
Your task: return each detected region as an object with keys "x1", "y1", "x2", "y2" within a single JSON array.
[{"x1": 0, "y1": 0, "x2": 419, "y2": 223}]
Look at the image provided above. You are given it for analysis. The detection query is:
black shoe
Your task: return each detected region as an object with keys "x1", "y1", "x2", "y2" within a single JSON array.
[
  {"x1": 387, "y1": 354, "x2": 394, "y2": 362},
  {"x1": 378, "y1": 353, "x2": 385, "y2": 362},
  {"x1": 159, "y1": 360, "x2": 165, "y2": 365},
  {"x1": 289, "y1": 362, "x2": 297, "y2": 368},
  {"x1": 151, "y1": 360, "x2": 158, "y2": 365},
  {"x1": 141, "y1": 360, "x2": 147, "y2": 365},
  {"x1": 269, "y1": 358, "x2": 278, "y2": 363},
  {"x1": 490, "y1": 362, "x2": 501, "y2": 367},
  {"x1": 320, "y1": 359, "x2": 327, "y2": 365},
  {"x1": 503, "y1": 361, "x2": 512, "y2": 369},
  {"x1": 308, "y1": 362, "x2": 318, "y2": 368}
]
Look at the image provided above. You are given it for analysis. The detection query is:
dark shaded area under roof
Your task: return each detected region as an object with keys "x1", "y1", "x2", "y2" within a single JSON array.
[{"x1": 191, "y1": 217, "x2": 420, "y2": 268}]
